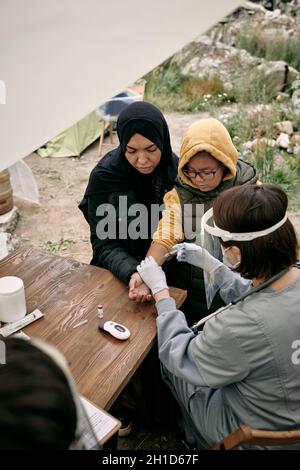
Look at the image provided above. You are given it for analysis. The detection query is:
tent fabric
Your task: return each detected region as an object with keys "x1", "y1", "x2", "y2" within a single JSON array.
[
  {"x1": 37, "y1": 111, "x2": 101, "y2": 158},
  {"x1": 0, "y1": 0, "x2": 242, "y2": 171}
]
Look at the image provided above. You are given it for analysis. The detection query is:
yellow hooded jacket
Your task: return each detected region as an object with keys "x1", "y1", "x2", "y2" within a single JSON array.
[{"x1": 152, "y1": 118, "x2": 239, "y2": 251}]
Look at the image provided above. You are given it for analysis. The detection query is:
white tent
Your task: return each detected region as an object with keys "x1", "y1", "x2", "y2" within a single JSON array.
[{"x1": 0, "y1": 0, "x2": 242, "y2": 172}]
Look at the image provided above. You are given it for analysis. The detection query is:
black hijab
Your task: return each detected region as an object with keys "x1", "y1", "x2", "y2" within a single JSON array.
[{"x1": 80, "y1": 101, "x2": 178, "y2": 215}]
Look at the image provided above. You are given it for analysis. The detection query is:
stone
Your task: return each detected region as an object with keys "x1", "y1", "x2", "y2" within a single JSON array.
[
  {"x1": 207, "y1": 1, "x2": 297, "y2": 47},
  {"x1": 293, "y1": 145, "x2": 300, "y2": 156},
  {"x1": 250, "y1": 138, "x2": 276, "y2": 152},
  {"x1": 0, "y1": 233, "x2": 8, "y2": 259},
  {"x1": 291, "y1": 132, "x2": 300, "y2": 145},
  {"x1": 292, "y1": 88, "x2": 300, "y2": 108},
  {"x1": 273, "y1": 152, "x2": 286, "y2": 169},
  {"x1": 173, "y1": 35, "x2": 299, "y2": 95},
  {"x1": 0, "y1": 206, "x2": 19, "y2": 233},
  {"x1": 276, "y1": 92, "x2": 290, "y2": 102},
  {"x1": 274, "y1": 121, "x2": 294, "y2": 135},
  {"x1": 265, "y1": 8, "x2": 281, "y2": 20},
  {"x1": 242, "y1": 141, "x2": 254, "y2": 151},
  {"x1": 243, "y1": 2, "x2": 266, "y2": 13},
  {"x1": 257, "y1": 61, "x2": 299, "y2": 92},
  {"x1": 0, "y1": 232, "x2": 19, "y2": 261},
  {"x1": 276, "y1": 132, "x2": 290, "y2": 149}
]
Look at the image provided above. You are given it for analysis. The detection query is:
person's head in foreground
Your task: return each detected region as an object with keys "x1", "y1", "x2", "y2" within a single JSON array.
[
  {"x1": 0, "y1": 338, "x2": 89, "y2": 450},
  {"x1": 178, "y1": 118, "x2": 241, "y2": 193},
  {"x1": 212, "y1": 183, "x2": 298, "y2": 281}
]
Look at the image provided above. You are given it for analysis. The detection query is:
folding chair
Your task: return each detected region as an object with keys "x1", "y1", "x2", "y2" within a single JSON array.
[
  {"x1": 97, "y1": 79, "x2": 146, "y2": 158},
  {"x1": 211, "y1": 424, "x2": 300, "y2": 450}
]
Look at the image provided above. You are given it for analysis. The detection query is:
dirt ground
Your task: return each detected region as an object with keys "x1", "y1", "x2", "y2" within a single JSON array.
[{"x1": 15, "y1": 111, "x2": 300, "y2": 261}]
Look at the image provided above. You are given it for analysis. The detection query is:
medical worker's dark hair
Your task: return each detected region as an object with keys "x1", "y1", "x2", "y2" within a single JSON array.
[{"x1": 213, "y1": 184, "x2": 298, "y2": 279}]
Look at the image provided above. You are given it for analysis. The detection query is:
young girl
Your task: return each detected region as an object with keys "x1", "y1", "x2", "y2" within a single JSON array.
[{"x1": 130, "y1": 118, "x2": 257, "y2": 324}]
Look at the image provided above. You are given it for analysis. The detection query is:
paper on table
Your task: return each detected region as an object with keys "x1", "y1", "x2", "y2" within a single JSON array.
[{"x1": 80, "y1": 396, "x2": 120, "y2": 448}]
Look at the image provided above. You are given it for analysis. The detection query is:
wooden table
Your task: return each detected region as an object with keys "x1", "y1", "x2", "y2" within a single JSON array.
[{"x1": 0, "y1": 247, "x2": 186, "y2": 410}]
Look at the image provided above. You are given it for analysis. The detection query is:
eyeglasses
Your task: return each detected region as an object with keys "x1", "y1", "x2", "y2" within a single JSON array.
[{"x1": 183, "y1": 165, "x2": 222, "y2": 181}]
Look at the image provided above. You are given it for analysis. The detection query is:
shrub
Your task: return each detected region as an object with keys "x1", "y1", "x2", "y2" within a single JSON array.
[
  {"x1": 236, "y1": 28, "x2": 300, "y2": 71},
  {"x1": 144, "y1": 60, "x2": 232, "y2": 112}
]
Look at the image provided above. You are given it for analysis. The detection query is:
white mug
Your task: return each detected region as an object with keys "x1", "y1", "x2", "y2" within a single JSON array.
[{"x1": 0, "y1": 276, "x2": 27, "y2": 323}]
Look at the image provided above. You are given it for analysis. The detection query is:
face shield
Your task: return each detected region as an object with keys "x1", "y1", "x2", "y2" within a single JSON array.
[
  {"x1": 200, "y1": 208, "x2": 288, "y2": 308},
  {"x1": 180, "y1": 202, "x2": 222, "y2": 309},
  {"x1": 197, "y1": 208, "x2": 223, "y2": 309},
  {"x1": 201, "y1": 207, "x2": 288, "y2": 242}
]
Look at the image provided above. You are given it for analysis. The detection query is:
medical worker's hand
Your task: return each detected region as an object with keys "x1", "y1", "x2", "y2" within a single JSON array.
[
  {"x1": 173, "y1": 243, "x2": 222, "y2": 273},
  {"x1": 137, "y1": 256, "x2": 168, "y2": 295}
]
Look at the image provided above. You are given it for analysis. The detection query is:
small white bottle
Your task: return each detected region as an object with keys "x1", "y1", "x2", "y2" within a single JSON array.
[
  {"x1": 0, "y1": 276, "x2": 27, "y2": 323},
  {"x1": 97, "y1": 304, "x2": 104, "y2": 318}
]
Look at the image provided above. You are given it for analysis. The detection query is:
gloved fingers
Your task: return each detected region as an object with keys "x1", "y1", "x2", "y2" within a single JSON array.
[
  {"x1": 185, "y1": 243, "x2": 202, "y2": 252},
  {"x1": 139, "y1": 255, "x2": 158, "y2": 269},
  {"x1": 174, "y1": 242, "x2": 202, "y2": 253},
  {"x1": 173, "y1": 243, "x2": 185, "y2": 252},
  {"x1": 176, "y1": 251, "x2": 187, "y2": 262}
]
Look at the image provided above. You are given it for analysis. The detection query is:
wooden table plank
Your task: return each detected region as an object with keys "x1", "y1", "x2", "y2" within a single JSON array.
[{"x1": 0, "y1": 247, "x2": 187, "y2": 410}]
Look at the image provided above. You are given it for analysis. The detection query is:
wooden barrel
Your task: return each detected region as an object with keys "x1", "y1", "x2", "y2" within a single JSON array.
[{"x1": 0, "y1": 170, "x2": 13, "y2": 215}]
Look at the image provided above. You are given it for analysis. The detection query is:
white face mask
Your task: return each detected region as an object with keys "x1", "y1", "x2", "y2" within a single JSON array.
[{"x1": 221, "y1": 246, "x2": 240, "y2": 270}]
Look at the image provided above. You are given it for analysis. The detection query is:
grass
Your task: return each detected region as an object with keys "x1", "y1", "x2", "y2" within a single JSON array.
[
  {"x1": 42, "y1": 237, "x2": 75, "y2": 254},
  {"x1": 224, "y1": 105, "x2": 282, "y2": 146},
  {"x1": 246, "y1": 144, "x2": 300, "y2": 207},
  {"x1": 236, "y1": 27, "x2": 300, "y2": 72},
  {"x1": 254, "y1": 146, "x2": 299, "y2": 195},
  {"x1": 144, "y1": 60, "x2": 232, "y2": 112},
  {"x1": 225, "y1": 106, "x2": 300, "y2": 201},
  {"x1": 46, "y1": 174, "x2": 63, "y2": 182},
  {"x1": 41, "y1": 169, "x2": 64, "y2": 182},
  {"x1": 144, "y1": 54, "x2": 278, "y2": 112},
  {"x1": 232, "y1": 69, "x2": 278, "y2": 104}
]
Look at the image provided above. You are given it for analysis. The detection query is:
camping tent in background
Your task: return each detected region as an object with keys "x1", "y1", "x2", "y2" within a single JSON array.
[
  {"x1": 0, "y1": 0, "x2": 242, "y2": 172},
  {"x1": 37, "y1": 110, "x2": 100, "y2": 158},
  {"x1": 37, "y1": 84, "x2": 145, "y2": 159}
]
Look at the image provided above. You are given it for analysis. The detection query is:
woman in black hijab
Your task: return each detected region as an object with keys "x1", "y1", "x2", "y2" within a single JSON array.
[{"x1": 79, "y1": 101, "x2": 178, "y2": 297}]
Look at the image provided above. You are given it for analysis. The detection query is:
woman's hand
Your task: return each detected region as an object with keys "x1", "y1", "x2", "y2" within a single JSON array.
[
  {"x1": 129, "y1": 272, "x2": 143, "y2": 290},
  {"x1": 128, "y1": 272, "x2": 152, "y2": 302},
  {"x1": 129, "y1": 282, "x2": 152, "y2": 302}
]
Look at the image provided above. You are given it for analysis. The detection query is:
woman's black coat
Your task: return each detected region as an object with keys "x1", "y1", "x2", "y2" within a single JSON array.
[{"x1": 79, "y1": 102, "x2": 178, "y2": 284}]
